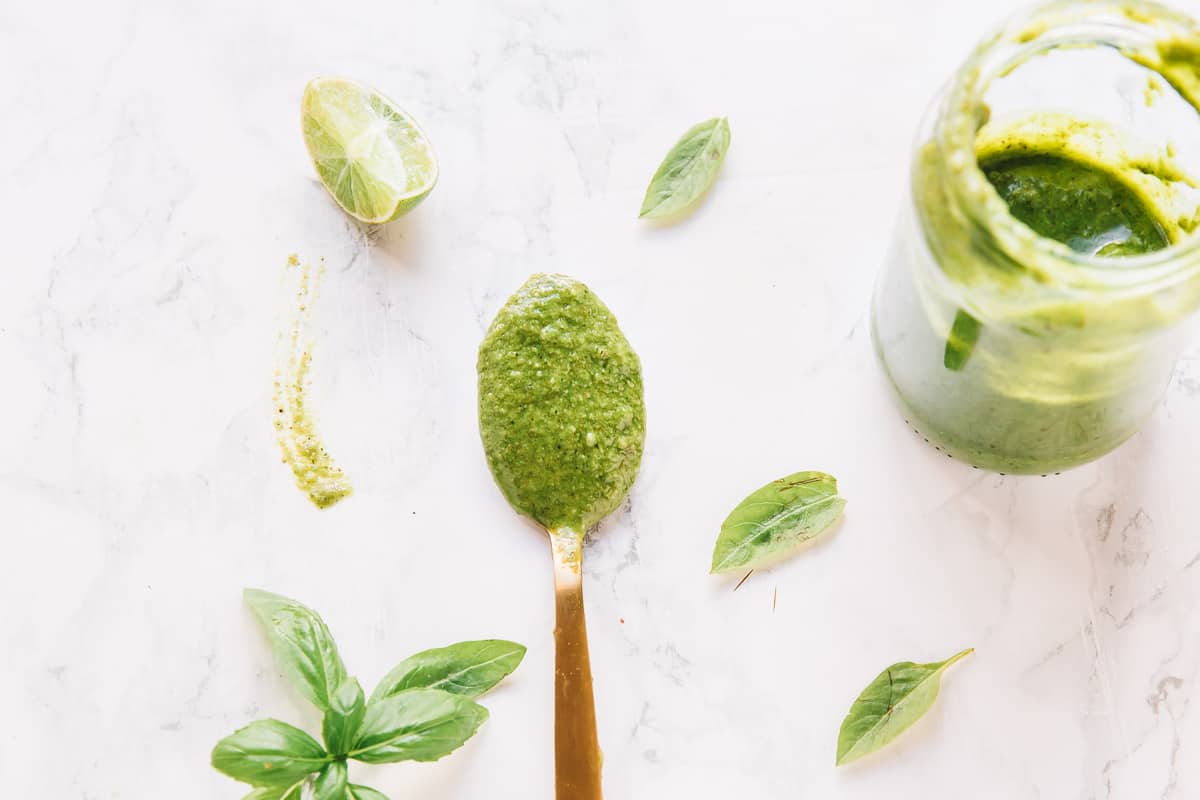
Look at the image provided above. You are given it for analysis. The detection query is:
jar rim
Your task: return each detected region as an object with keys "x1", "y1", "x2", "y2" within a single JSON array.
[{"x1": 935, "y1": 0, "x2": 1200, "y2": 295}]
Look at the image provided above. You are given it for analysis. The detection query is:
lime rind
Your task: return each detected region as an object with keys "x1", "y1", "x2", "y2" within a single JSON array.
[{"x1": 301, "y1": 77, "x2": 438, "y2": 223}]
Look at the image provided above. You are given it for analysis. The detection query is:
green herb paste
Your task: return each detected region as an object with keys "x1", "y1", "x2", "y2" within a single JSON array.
[
  {"x1": 274, "y1": 256, "x2": 353, "y2": 509},
  {"x1": 892, "y1": 130, "x2": 1192, "y2": 472},
  {"x1": 981, "y1": 153, "x2": 1170, "y2": 256},
  {"x1": 477, "y1": 274, "x2": 645, "y2": 533}
]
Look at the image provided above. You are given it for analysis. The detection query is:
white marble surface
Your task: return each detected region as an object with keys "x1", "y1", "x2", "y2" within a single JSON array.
[{"x1": 5, "y1": 0, "x2": 1200, "y2": 797}]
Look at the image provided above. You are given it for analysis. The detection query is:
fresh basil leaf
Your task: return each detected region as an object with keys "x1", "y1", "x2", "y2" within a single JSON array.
[
  {"x1": 370, "y1": 640, "x2": 526, "y2": 702},
  {"x1": 639, "y1": 117, "x2": 731, "y2": 220},
  {"x1": 944, "y1": 309, "x2": 982, "y2": 371},
  {"x1": 211, "y1": 719, "x2": 329, "y2": 787},
  {"x1": 322, "y1": 677, "x2": 366, "y2": 755},
  {"x1": 245, "y1": 588, "x2": 348, "y2": 712},
  {"x1": 710, "y1": 471, "x2": 846, "y2": 574},
  {"x1": 347, "y1": 786, "x2": 390, "y2": 800},
  {"x1": 240, "y1": 784, "x2": 305, "y2": 800},
  {"x1": 349, "y1": 688, "x2": 489, "y2": 764},
  {"x1": 836, "y1": 648, "x2": 973, "y2": 766},
  {"x1": 313, "y1": 761, "x2": 348, "y2": 800}
]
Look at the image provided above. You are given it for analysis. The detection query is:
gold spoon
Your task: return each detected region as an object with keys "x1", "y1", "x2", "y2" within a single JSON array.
[
  {"x1": 549, "y1": 529, "x2": 601, "y2": 796},
  {"x1": 477, "y1": 274, "x2": 645, "y2": 799}
]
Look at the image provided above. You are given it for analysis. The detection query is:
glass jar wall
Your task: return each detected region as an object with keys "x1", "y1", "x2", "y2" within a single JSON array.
[{"x1": 872, "y1": 0, "x2": 1200, "y2": 474}]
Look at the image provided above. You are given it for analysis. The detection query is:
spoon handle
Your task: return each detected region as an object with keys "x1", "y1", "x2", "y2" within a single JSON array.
[{"x1": 550, "y1": 532, "x2": 603, "y2": 799}]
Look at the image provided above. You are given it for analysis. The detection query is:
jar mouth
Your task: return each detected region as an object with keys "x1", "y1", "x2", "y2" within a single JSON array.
[{"x1": 936, "y1": 0, "x2": 1200, "y2": 295}]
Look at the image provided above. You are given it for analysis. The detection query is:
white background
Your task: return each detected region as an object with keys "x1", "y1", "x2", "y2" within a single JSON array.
[{"x1": 4, "y1": 0, "x2": 1200, "y2": 797}]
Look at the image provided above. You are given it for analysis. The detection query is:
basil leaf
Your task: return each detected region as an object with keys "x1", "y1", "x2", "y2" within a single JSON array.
[
  {"x1": 836, "y1": 648, "x2": 974, "y2": 766},
  {"x1": 211, "y1": 719, "x2": 329, "y2": 787},
  {"x1": 245, "y1": 588, "x2": 348, "y2": 712},
  {"x1": 639, "y1": 117, "x2": 731, "y2": 220},
  {"x1": 240, "y1": 784, "x2": 305, "y2": 800},
  {"x1": 370, "y1": 640, "x2": 526, "y2": 702},
  {"x1": 347, "y1": 786, "x2": 390, "y2": 800},
  {"x1": 710, "y1": 471, "x2": 846, "y2": 574},
  {"x1": 322, "y1": 677, "x2": 366, "y2": 755},
  {"x1": 313, "y1": 761, "x2": 348, "y2": 800},
  {"x1": 943, "y1": 309, "x2": 982, "y2": 371},
  {"x1": 349, "y1": 688, "x2": 489, "y2": 764}
]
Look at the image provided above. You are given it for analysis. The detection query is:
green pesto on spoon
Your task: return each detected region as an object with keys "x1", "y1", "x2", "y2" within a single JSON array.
[{"x1": 478, "y1": 273, "x2": 645, "y2": 800}]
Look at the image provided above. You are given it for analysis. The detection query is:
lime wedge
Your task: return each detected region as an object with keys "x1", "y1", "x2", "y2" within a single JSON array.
[{"x1": 301, "y1": 77, "x2": 438, "y2": 223}]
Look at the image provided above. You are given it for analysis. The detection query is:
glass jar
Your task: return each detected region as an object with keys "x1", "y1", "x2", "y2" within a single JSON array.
[{"x1": 872, "y1": 0, "x2": 1200, "y2": 474}]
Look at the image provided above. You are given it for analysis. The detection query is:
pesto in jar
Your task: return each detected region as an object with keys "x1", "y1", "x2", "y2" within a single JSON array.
[
  {"x1": 981, "y1": 153, "x2": 1170, "y2": 257},
  {"x1": 872, "y1": 3, "x2": 1200, "y2": 475}
]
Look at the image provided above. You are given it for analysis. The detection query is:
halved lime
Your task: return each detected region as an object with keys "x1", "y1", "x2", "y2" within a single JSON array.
[{"x1": 301, "y1": 77, "x2": 438, "y2": 223}]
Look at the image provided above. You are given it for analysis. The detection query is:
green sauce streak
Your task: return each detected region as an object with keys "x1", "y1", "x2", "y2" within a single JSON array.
[
  {"x1": 477, "y1": 274, "x2": 645, "y2": 533},
  {"x1": 981, "y1": 154, "x2": 1169, "y2": 257},
  {"x1": 274, "y1": 256, "x2": 353, "y2": 509}
]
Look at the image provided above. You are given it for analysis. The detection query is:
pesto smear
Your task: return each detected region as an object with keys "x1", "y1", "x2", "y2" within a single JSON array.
[
  {"x1": 274, "y1": 255, "x2": 353, "y2": 509},
  {"x1": 477, "y1": 274, "x2": 645, "y2": 534}
]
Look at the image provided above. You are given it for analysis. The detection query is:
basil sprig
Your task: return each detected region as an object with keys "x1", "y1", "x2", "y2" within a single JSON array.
[{"x1": 211, "y1": 589, "x2": 525, "y2": 798}]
